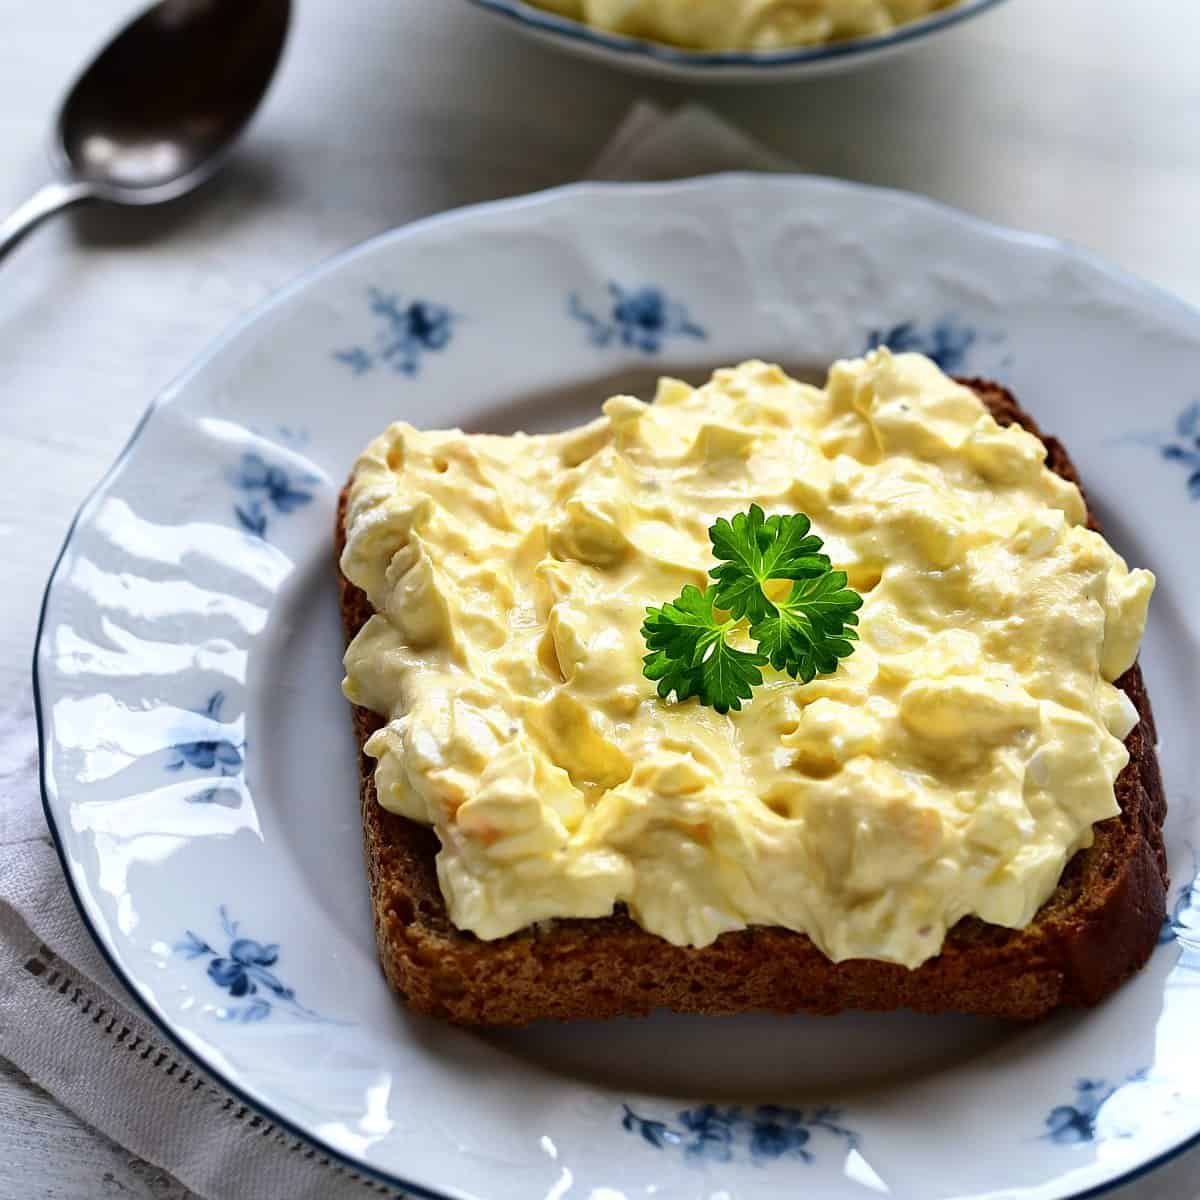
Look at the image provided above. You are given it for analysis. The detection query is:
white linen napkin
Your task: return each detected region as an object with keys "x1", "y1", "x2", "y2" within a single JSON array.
[{"x1": 0, "y1": 102, "x2": 1195, "y2": 1200}]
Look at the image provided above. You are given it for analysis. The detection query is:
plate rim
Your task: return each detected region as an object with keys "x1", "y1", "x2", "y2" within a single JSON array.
[
  {"x1": 462, "y1": 0, "x2": 1009, "y2": 71},
  {"x1": 31, "y1": 171, "x2": 1200, "y2": 1200}
]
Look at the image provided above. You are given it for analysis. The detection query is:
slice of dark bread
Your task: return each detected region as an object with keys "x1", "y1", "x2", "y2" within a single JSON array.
[{"x1": 337, "y1": 377, "x2": 1168, "y2": 1026}]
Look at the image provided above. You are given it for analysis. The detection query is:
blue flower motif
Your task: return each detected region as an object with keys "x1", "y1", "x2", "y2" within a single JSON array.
[
  {"x1": 621, "y1": 1107, "x2": 682, "y2": 1150},
  {"x1": 621, "y1": 1102, "x2": 857, "y2": 1166},
  {"x1": 173, "y1": 740, "x2": 241, "y2": 771},
  {"x1": 864, "y1": 319, "x2": 978, "y2": 373},
  {"x1": 1043, "y1": 1072, "x2": 1149, "y2": 1145},
  {"x1": 570, "y1": 283, "x2": 706, "y2": 354},
  {"x1": 166, "y1": 693, "x2": 244, "y2": 789},
  {"x1": 335, "y1": 346, "x2": 373, "y2": 376},
  {"x1": 334, "y1": 288, "x2": 455, "y2": 376},
  {"x1": 679, "y1": 1104, "x2": 737, "y2": 1163},
  {"x1": 208, "y1": 938, "x2": 288, "y2": 1000},
  {"x1": 175, "y1": 907, "x2": 333, "y2": 1023},
  {"x1": 747, "y1": 1105, "x2": 815, "y2": 1161},
  {"x1": 1159, "y1": 401, "x2": 1200, "y2": 500},
  {"x1": 227, "y1": 452, "x2": 315, "y2": 539},
  {"x1": 1161, "y1": 848, "x2": 1200, "y2": 947},
  {"x1": 1045, "y1": 1079, "x2": 1114, "y2": 1144}
]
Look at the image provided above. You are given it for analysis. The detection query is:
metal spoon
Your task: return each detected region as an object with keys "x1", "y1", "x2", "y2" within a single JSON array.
[{"x1": 0, "y1": 0, "x2": 290, "y2": 265}]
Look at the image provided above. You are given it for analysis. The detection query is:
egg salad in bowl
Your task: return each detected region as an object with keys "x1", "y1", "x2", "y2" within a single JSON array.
[
  {"x1": 463, "y1": 0, "x2": 1003, "y2": 79},
  {"x1": 527, "y1": 0, "x2": 960, "y2": 52}
]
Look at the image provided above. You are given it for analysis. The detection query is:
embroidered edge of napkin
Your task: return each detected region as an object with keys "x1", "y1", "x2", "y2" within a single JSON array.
[{"x1": 0, "y1": 899, "x2": 406, "y2": 1198}]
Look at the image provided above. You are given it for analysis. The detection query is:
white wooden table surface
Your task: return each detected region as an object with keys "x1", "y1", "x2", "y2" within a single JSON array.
[{"x1": 3, "y1": 0, "x2": 1200, "y2": 1195}]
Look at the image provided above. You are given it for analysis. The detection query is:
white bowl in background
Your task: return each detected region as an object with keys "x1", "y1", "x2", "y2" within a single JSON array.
[{"x1": 460, "y1": 0, "x2": 1009, "y2": 82}]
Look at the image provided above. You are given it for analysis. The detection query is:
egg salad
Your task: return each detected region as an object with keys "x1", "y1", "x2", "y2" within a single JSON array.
[
  {"x1": 340, "y1": 351, "x2": 1154, "y2": 968},
  {"x1": 527, "y1": 0, "x2": 958, "y2": 52}
]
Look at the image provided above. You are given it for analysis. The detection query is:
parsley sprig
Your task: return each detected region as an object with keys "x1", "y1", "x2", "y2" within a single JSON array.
[
  {"x1": 641, "y1": 506, "x2": 862, "y2": 713},
  {"x1": 642, "y1": 586, "x2": 768, "y2": 714}
]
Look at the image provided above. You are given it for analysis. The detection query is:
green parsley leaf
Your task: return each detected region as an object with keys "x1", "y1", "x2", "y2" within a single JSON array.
[
  {"x1": 641, "y1": 585, "x2": 767, "y2": 714},
  {"x1": 750, "y1": 570, "x2": 863, "y2": 683},
  {"x1": 708, "y1": 504, "x2": 831, "y2": 622},
  {"x1": 641, "y1": 509, "x2": 864, "y2": 711}
]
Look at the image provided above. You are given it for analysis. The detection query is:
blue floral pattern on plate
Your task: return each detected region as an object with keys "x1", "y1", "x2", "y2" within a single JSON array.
[
  {"x1": 1161, "y1": 851, "x2": 1200, "y2": 948},
  {"x1": 1154, "y1": 401, "x2": 1200, "y2": 500},
  {"x1": 227, "y1": 451, "x2": 316, "y2": 539},
  {"x1": 569, "y1": 283, "x2": 706, "y2": 354},
  {"x1": 1045, "y1": 1080, "x2": 1119, "y2": 1144},
  {"x1": 167, "y1": 692, "x2": 243, "y2": 784},
  {"x1": 334, "y1": 288, "x2": 454, "y2": 376},
  {"x1": 1044, "y1": 1073, "x2": 1147, "y2": 1145},
  {"x1": 1040, "y1": 856, "x2": 1200, "y2": 1148},
  {"x1": 621, "y1": 1103, "x2": 858, "y2": 1165},
  {"x1": 864, "y1": 318, "x2": 982, "y2": 373},
  {"x1": 176, "y1": 907, "x2": 334, "y2": 1024}
]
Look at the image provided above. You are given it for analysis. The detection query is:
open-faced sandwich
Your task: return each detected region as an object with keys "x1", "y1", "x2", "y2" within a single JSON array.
[{"x1": 337, "y1": 350, "x2": 1165, "y2": 1026}]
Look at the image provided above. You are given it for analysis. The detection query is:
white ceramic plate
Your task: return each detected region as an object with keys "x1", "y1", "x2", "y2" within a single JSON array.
[
  {"x1": 461, "y1": 0, "x2": 1007, "y2": 82},
  {"x1": 35, "y1": 175, "x2": 1200, "y2": 1200}
]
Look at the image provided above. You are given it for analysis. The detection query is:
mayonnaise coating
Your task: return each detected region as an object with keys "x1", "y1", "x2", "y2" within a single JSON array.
[{"x1": 341, "y1": 352, "x2": 1154, "y2": 967}]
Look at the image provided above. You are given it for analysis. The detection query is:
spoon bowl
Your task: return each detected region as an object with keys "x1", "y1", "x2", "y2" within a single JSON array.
[{"x1": 0, "y1": 0, "x2": 290, "y2": 259}]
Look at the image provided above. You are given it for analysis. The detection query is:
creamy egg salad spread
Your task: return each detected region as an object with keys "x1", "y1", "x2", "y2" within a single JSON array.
[
  {"x1": 527, "y1": 0, "x2": 958, "y2": 52},
  {"x1": 340, "y1": 351, "x2": 1155, "y2": 968}
]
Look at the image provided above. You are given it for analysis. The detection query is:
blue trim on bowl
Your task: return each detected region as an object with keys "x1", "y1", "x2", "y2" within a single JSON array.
[
  {"x1": 463, "y1": 0, "x2": 1008, "y2": 71},
  {"x1": 32, "y1": 172, "x2": 1200, "y2": 1200}
]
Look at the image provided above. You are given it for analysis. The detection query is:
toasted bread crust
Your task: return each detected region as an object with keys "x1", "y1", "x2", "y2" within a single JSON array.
[{"x1": 338, "y1": 378, "x2": 1168, "y2": 1025}]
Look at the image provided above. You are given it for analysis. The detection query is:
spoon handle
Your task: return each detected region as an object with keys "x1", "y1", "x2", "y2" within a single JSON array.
[{"x1": 0, "y1": 180, "x2": 96, "y2": 264}]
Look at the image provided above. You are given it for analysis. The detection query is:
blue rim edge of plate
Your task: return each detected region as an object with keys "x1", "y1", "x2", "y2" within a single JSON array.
[
  {"x1": 464, "y1": 0, "x2": 1008, "y2": 70},
  {"x1": 29, "y1": 172, "x2": 1200, "y2": 1200}
]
